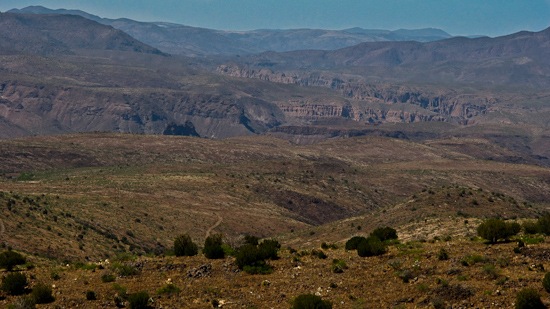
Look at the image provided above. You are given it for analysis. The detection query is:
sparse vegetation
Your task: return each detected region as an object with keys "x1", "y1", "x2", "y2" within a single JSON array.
[{"x1": 128, "y1": 291, "x2": 150, "y2": 309}]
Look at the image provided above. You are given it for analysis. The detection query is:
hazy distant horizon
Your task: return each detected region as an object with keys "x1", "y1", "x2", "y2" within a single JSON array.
[{"x1": 1, "y1": 0, "x2": 549, "y2": 37}]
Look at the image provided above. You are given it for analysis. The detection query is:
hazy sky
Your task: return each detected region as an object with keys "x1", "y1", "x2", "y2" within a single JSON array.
[{"x1": 1, "y1": 0, "x2": 549, "y2": 37}]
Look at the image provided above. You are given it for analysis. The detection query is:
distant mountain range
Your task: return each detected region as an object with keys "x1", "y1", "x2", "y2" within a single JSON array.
[
  {"x1": 220, "y1": 26, "x2": 550, "y2": 87},
  {"x1": 0, "y1": 6, "x2": 549, "y2": 165},
  {"x1": 7, "y1": 6, "x2": 454, "y2": 56}
]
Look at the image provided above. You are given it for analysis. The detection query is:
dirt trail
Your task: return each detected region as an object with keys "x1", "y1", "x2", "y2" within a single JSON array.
[{"x1": 205, "y1": 213, "x2": 223, "y2": 239}]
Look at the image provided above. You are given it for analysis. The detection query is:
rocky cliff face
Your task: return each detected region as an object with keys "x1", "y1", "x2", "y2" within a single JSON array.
[
  {"x1": 0, "y1": 80, "x2": 284, "y2": 138},
  {"x1": 217, "y1": 64, "x2": 492, "y2": 124}
]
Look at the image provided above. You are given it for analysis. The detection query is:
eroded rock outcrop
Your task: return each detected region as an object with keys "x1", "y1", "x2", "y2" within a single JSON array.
[{"x1": 217, "y1": 64, "x2": 493, "y2": 124}]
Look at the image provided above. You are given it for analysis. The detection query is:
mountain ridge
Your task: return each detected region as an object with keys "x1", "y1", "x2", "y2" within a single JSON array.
[
  {"x1": 8, "y1": 5, "x2": 454, "y2": 56},
  {"x1": 0, "y1": 12, "x2": 164, "y2": 56}
]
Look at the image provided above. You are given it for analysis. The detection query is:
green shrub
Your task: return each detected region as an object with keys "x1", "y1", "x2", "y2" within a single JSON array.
[
  {"x1": 242, "y1": 264, "x2": 273, "y2": 274},
  {"x1": 515, "y1": 288, "x2": 545, "y2": 309},
  {"x1": 331, "y1": 259, "x2": 348, "y2": 273},
  {"x1": 112, "y1": 263, "x2": 139, "y2": 277},
  {"x1": 203, "y1": 234, "x2": 225, "y2": 259},
  {"x1": 543, "y1": 272, "x2": 550, "y2": 293},
  {"x1": 101, "y1": 273, "x2": 116, "y2": 283},
  {"x1": 173, "y1": 234, "x2": 198, "y2": 257},
  {"x1": 31, "y1": 283, "x2": 55, "y2": 304},
  {"x1": 0, "y1": 250, "x2": 26, "y2": 271},
  {"x1": 370, "y1": 227, "x2": 398, "y2": 241},
  {"x1": 345, "y1": 236, "x2": 367, "y2": 250},
  {"x1": 357, "y1": 236, "x2": 386, "y2": 257},
  {"x1": 477, "y1": 219, "x2": 520, "y2": 243},
  {"x1": 86, "y1": 290, "x2": 97, "y2": 300},
  {"x1": 292, "y1": 293, "x2": 332, "y2": 309},
  {"x1": 128, "y1": 291, "x2": 150, "y2": 309},
  {"x1": 2, "y1": 272, "x2": 28, "y2": 295},
  {"x1": 157, "y1": 283, "x2": 181, "y2": 295}
]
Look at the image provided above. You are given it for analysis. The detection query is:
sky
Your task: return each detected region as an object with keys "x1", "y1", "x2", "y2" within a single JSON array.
[{"x1": 1, "y1": 0, "x2": 549, "y2": 37}]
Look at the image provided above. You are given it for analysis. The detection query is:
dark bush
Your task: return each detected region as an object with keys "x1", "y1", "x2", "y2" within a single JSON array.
[
  {"x1": 543, "y1": 272, "x2": 550, "y2": 293},
  {"x1": 438, "y1": 248, "x2": 449, "y2": 261},
  {"x1": 312, "y1": 249, "x2": 327, "y2": 259},
  {"x1": 258, "y1": 239, "x2": 280, "y2": 260},
  {"x1": 203, "y1": 234, "x2": 225, "y2": 259},
  {"x1": 86, "y1": 290, "x2": 97, "y2": 300},
  {"x1": 523, "y1": 220, "x2": 541, "y2": 234},
  {"x1": 515, "y1": 288, "x2": 545, "y2": 309},
  {"x1": 31, "y1": 283, "x2": 55, "y2": 304},
  {"x1": 357, "y1": 236, "x2": 386, "y2": 257},
  {"x1": 2, "y1": 272, "x2": 27, "y2": 295},
  {"x1": 173, "y1": 234, "x2": 198, "y2": 257},
  {"x1": 243, "y1": 235, "x2": 259, "y2": 246},
  {"x1": 235, "y1": 244, "x2": 262, "y2": 270},
  {"x1": 292, "y1": 293, "x2": 332, "y2": 309},
  {"x1": 370, "y1": 226, "x2": 398, "y2": 241},
  {"x1": 345, "y1": 236, "x2": 367, "y2": 250},
  {"x1": 538, "y1": 213, "x2": 550, "y2": 235},
  {"x1": 235, "y1": 240, "x2": 279, "y2": 274},
  {"x1": 128, "y1": 291, "x2": 150, "y2": 309},
  {"x1": 0, "y1": 250, "x2": 26, "y2": 271},
  {"x1": 477, "y1": 219, "x2": 520, "y2": 243}
]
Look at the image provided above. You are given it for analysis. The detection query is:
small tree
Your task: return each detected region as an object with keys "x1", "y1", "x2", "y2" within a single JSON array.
[
  {"x1": 292, "y1": 294, "x2": 332, "y2": 309},
  {"x1": 203, "y1": 234, "x2": 225, "y2": 259},
  {"x1": 2, "y1": 272, "x2": 28, "y2": 295},
  {"x1": 357, "y1": 236, "x2": 386, "y2": 257},
  {"x1": 477, "y1": 219, "x2": 520, "y2": 243},
  {"x1": 173, "y1": 234, "x2": 198, "y2": 257},
  {"x1": 0, "y1": 250, "x2": 26, "y2": 271}
]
